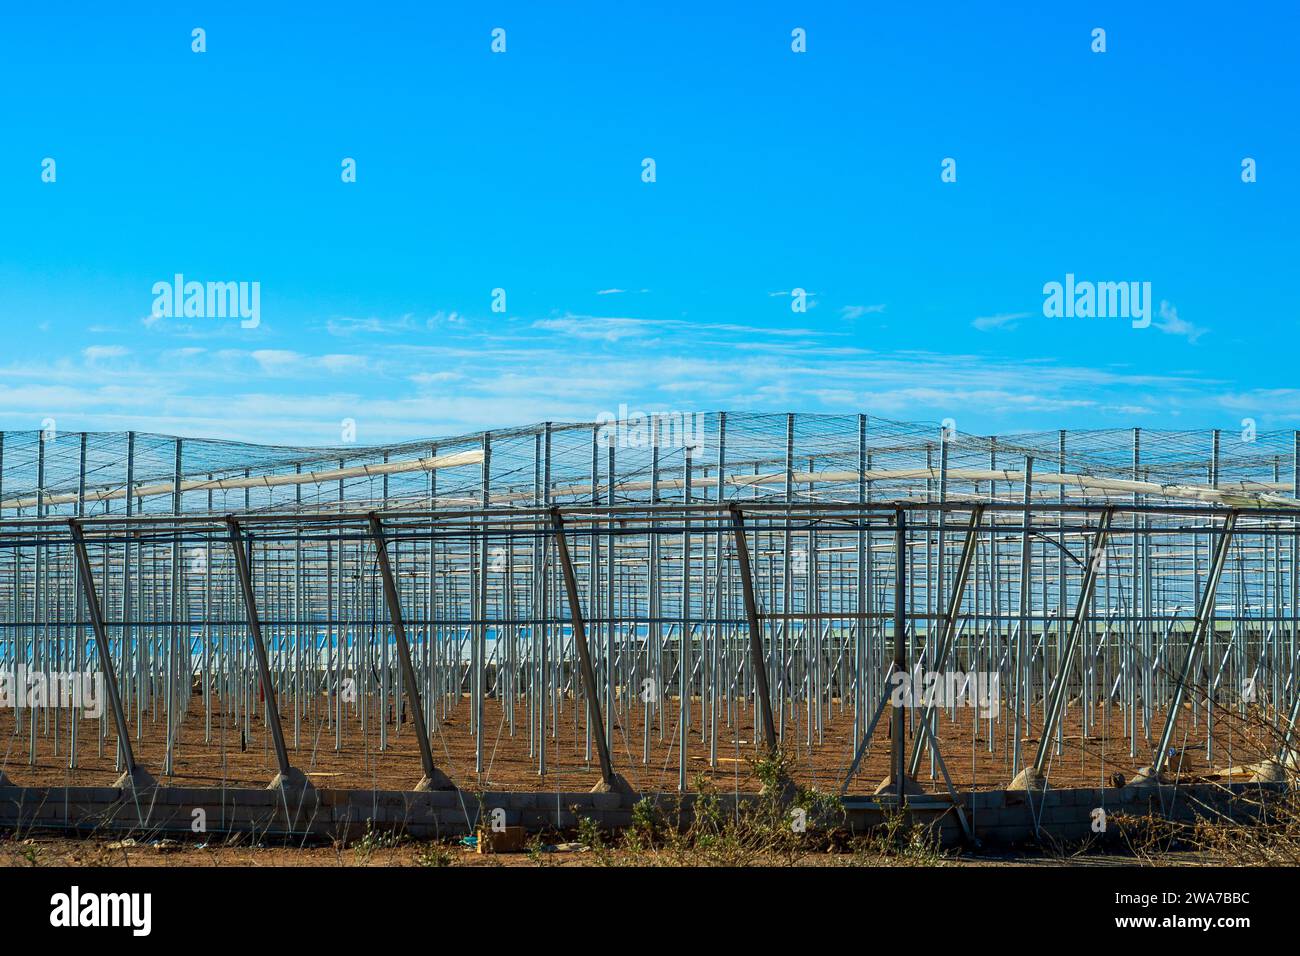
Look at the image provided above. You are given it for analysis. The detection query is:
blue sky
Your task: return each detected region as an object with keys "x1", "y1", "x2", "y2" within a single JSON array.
[{"x1": 0, "y1": 2, "x2": 1296, "y2": 445}]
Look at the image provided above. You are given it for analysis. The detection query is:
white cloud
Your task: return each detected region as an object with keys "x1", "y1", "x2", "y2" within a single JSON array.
[
  {"x1": 532, "y1": 315, "x2": 656, "y2": 342},
  {"x1": 841, "y1": 304, "x2": 886, "y2": 320},
  {"x1": 325, "y1": 314, "x2": 420, "y2": 336},
  {"x1": 1156, "y1": 300, "x2": 1207, "y2": 344},
  {"x1": 410, "y1": 371, "x2": 463, "y2": 386},
  {"x1": 0, "y1": 304, "x2": 1248, "y2": 444},
  {"x1": 972, "y1": 312, "x2": 1029, "y2": 332},
  {"x1": 319, "y1": 353, "x2": 369, "y2": 373},
  {"x1": 250, "y1": 349, "x2": 304, "y2": 373}
]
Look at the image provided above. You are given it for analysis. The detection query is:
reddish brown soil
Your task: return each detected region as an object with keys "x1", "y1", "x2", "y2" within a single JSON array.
[
  {"x1": 0, "y1": 833, "x2": 1162, "y2": 867},
  {"x1": 0, "y1": 693, "x2": 1281, "y2": 794}
]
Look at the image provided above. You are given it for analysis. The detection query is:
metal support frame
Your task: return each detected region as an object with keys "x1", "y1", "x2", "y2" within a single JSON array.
[
  {"x1": 68, "y1": 518, "x2": 151, "y2": 789},
  {"x1": 839, "y1": 510, "x2": 914, "y2": 796},
  {"x1": 0, "y1": 442, "x2": 1291, "y2": 833},
  {"x1": 1031, "y1": 507, "x2": 1116, "y2": 777},
  {"x1": 883, "y1": 507, "x2": 912, "y2": 796},
  {"x1": 840, "y1": 663, "x2": 898, "y2": 794},
  {"x1": 550, "y1": 507, "x2": 625, "y2": 794},
  {"x1": 915, "y1": 710, "x2": 975, "y2": 841},
  {"x1": 908, "y1": 505, "x2": 985, "y2": 775},
  {"x1": 1151, "y1": 510, "x2": 1238, "y2": 777},
  {"x1": 225, "y1": 515, "x2": 302, "y2": 789},
  {"x1": 367, "y1": 512, "x2": 454, "y2": 790},
  {"x1": 729, "y1": 503, "x2": 778, "y2": 752}
]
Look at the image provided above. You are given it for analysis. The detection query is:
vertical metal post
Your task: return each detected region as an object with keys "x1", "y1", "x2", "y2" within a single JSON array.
[
  {"x1": 606, "y1": 440, "x2": 616, "y2": 761},
  {"x1": 680, "y1": 445, "x2": 693, "y2": 790},
  {"x1": 541, "y1": 424, "x2": 552, "y2": 776},
  {"x1": 70, "y1": 433, "x2": 88, "y2": 770},
  {"x1": 1281, "y1": 433, "x2": 1300, "y2": 759},
  {"x1": 711, "y1": 413, "x2": 726, "y2": 766},
  {"x1": 1013, "y1": 457, "x2": 1033, "y2": 776},
  {"x1": 31, "y1": 431, "x2": 46, "y2": 765},
  {"x1": 855, "y1": 415, "x2": 868, "y2": 751},
  {"x1": 889, "y1": 508, "x2": 908, "y2": 794},
  {"x1": 781, "y1": 413, "x2": 794, "y2": 739},
  {"x1": 164, "y1": 438, "x2": 182, "y2": 776},
  {"x1": 476, "y1": 432, "x2": 490, "y2": 774}
]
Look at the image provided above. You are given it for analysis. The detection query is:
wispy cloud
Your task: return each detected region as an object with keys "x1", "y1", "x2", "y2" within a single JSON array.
[
  {"x1": 532, "y1": 315, "x2": 656, "y2": 342},
  {"x1": 972, "y1": 311, "x2": 1029, "y2": 332},
  {"x1": 0, "y1": 300, "x2": 1247, "y2": 444},
  {"x1": 841, "y1": 304, "x2": 886, "y2": 320},
  {"x1": 1156, "y1": 300, "x2": 1207, "y2": 344},
  {"x1": 324, "y1": 314, "x2": 419, "y2": 336}
]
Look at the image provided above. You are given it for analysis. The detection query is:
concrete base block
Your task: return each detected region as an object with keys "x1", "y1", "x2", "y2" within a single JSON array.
[
  {"x1": 1249, "y1": 759, "x2": 1288, "y2": 783},
  {"x1": 1007, "y1": 767, "x2": 1048, "y2": 792},
  {"x1": 413, "y1": 769, "x2": 457, "y2": 792},
  {"x1": 1129, "y1": 766, "x2": 1167, "y2": 787},
  {"x1": 113, "y1": 765, "x2": 157, "y2": 792},
  {"x1": 873, "y1": 774, "x2": 924, "y2": 798},
  {"x1": 589, "y1": 773, "x2": 635, "y2": 801},
  {"x1": 267, "y1": 767, "x2": 315, "y2": 795}
]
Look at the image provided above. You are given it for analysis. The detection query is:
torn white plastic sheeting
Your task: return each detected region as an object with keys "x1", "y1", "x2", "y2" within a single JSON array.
[
  {"x1": 3, "y1": 449, "x2": 484, "y2": 510},
  {"x1": 10, "y1": 458, "x2": 1294, "y2": 513},
  {"x1": 487, "y1": 466, "x2": 1300, "y2": 510}
]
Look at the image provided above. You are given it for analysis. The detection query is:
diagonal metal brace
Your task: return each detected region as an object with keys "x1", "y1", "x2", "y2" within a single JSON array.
[
  {"x1": 68, "y1": 518, "x2": 152, "y2": 789},
  {"x1": 226, "y1": 515, "x2": 304, "y2": 790},
  {"x1": 1152, "y1": 510, "x2": 1238, "y2": 776},
  {"x1": 550, "y1": 507, "x2": 628, "y2": 794},
  {"x1": 368, "y1": 512, "x2": 455, "y2": 790},
  {"x1": 1031, "y1": 507, "x2": 1115, "y2": 776}
]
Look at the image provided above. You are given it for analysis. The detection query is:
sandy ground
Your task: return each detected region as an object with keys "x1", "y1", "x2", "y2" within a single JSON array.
[{"x1": 0, "y1": 691, "x2": 1281, "y2": 794}]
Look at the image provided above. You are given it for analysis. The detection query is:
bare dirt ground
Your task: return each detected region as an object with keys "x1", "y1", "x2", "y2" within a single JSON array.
[
  {"x1": 0, "y1": 691, "x2": 1280, "y2": 794},
  {"x1": 0, "y1": 832, "x2": 1177, "y2": 868}
]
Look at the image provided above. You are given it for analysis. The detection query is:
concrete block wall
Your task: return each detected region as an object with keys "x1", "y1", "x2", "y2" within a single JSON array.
[
  {"x1": 0, "y1": 780, "x2": 1286, "y2": 847},
  {"x1": 895, "y1": 781, "x2": 1286, "y2": 848}
]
